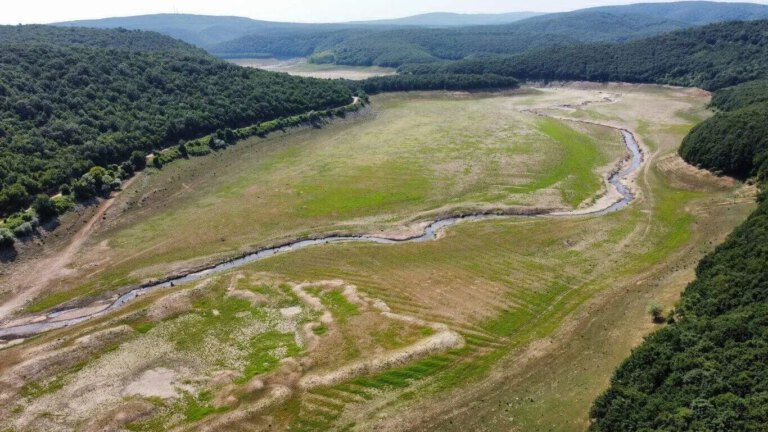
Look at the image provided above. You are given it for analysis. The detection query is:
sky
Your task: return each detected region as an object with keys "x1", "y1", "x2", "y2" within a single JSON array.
[{"x1": 2, "y1": 0, "x2": 767, "y2": 24}]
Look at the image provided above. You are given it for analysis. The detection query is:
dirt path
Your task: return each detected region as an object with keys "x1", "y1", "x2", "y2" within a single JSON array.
[{"x1": 0, "y1": 177, "x2": 136, "y2": 323}]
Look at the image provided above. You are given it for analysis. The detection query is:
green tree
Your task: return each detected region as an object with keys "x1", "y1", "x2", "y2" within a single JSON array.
[{"x1": 31, "y1": 194, "x2": 57, "y2": 221}]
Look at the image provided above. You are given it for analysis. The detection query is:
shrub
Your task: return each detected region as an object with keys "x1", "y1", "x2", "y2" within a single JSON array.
[
  {"x1": 31, "y1": 194, "x2": 58, "y2": 221},
  {"x1": 0, "y1": 228, "x2": 14, "y2": 247},
  {"x1": 130, "y1": 151, "x2": 147, "y2": 171},
  {"x1": 52, "y1": 196, "x2": 75, "y2": 214},
  {"x1": 72, "y1": 174, "x2": 96, "y2": 200},
  {"x1": 12, "y1": 221, "x2": 35, "y2": 237},
  {"x1": 647, "y1": 302, "x2": 665, "y2": 323}
]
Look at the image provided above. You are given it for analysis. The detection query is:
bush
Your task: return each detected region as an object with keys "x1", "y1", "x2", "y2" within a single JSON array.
[
  {"x1": 130, "y1": 151, "x2": 147, "y2": 171},
  {"x1": 72, "y1": 174, "x2": 96, "y2": 200},
  {"x1": 31, "y1": 194, "x2": 58, "y2": 221},
  {"x1": 52, "y1": 195, "x2": 75, "y2": 214},
  {"x1": 12, "y1": 221, "x2": 35, "y2": 237},
  {"x1": 0, "y1": 228, "x2": 14, "y2": 247},
  {"x1": 646, "y1": 301, "x2": 665, "y2": 323}
]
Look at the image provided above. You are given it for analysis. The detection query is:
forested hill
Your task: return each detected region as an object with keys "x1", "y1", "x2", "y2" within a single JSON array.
[
  {"x1": 400, "y1": 19, "x2": 768, "y2": 91},
  {"x1": 0, "y1": 25, "x2": 203, "y2": 54},
  {"x1": 206, "y1": 1, "x2": 768, "y2": 67},
  {"x1": 677, "y1": 80, "x2": 768, "y2": 194},
  {"x1": 0, "y1": 26, "x2": 353, "y2": 217}
]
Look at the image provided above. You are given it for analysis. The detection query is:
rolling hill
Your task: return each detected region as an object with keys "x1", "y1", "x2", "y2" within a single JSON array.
[
  {"x1": 206, "y1": 1, "x2": 768, "y2": 66},
  {"x1": 401, "y1": 19, "x2": 768, "y2": 91},
  {"x1": 346, "y1": 11, "x2": 543, "y2": 27},
  {"x1": 54, "y1": 14, "x2": 349, "y2": 47}
]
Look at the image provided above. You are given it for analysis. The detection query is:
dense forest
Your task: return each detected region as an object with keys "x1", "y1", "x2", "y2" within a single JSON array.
[
  {"x1": 709, "y1": 79, "x2": 768, "y2": 111},
  {"x1": 356, "y1": 73, "x2": 518, "y2": 94},
  {"x1": 0, "y1": 26, "x2": 354, "y2": 218},
  {"x1": 211, "y1": 27, "x2": 577, "y2": 67},
  {"x1": 679, "y1": 103, "x2": 768, "y2": 179},
  {"x1": 399, "y1": 20, "x2": 768, "y2": 91},
  {"x1": 0, "y1": 25, "x2": 203, "y2": 54},
  {"x1": 590, "y1": 190, "x2": 768, "y2": 431},
  {"x1": 676, "y1": 79, "x2": 768, "y2": 180}
]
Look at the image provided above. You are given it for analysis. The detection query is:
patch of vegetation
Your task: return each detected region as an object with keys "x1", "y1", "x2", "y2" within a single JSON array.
[
  {"x1": 510, "y1": 118, "x2": 606, "y2": 207},
  {"x1": 318, "y1": 291, "x2": 359, "y2": 323},
  {"x1": 181, "y1": 390, "x2": 229, "y2": 422},
  {"x1": 312, "y1": 323, "x2": 328, "y2": 336},
  {"x1": 20, "y1": 360, "x2": 88, "y2": 399},
  {"x1": 239, "y1": 330, "x2": 303, "y2": 383},
  {"x1": 349, "y1": 354, "x2": 454, "y2": 390},
  {"x1": 131, "y1": 322, "x2": 156, "y2": 334}
]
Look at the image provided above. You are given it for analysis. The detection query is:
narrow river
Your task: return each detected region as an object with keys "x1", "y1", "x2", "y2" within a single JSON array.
[{"x1": 0, "y1": 129, "x2": 642, "y2": 339}]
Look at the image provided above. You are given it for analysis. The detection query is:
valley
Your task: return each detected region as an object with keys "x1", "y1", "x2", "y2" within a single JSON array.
[{"x1": 0, "y1": 84, "x2": 754, "y2": 431}]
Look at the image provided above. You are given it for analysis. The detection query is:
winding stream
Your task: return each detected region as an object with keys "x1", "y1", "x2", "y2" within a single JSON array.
[{"x1": 0, "y1": 129, "x2": 642, "y2": 340}]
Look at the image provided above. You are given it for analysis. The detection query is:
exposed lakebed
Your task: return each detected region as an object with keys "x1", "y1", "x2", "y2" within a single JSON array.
[{"x1": 0, "y1": 129, "x2": 641, "y2": 340}]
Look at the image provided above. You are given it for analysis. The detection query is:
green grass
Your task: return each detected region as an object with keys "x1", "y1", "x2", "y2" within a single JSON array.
[
  {"x1": 318, "y1": 291, "x2": 360, "y2": 323},
  {"x1": 29, "y1": 92, "x2": 626, "y2": 312},
  {"x1": 510, "y1": 117, "x2": 607, "y2": 206},
  {"x1": 312, "y1": 324, "x2": 328, "y2": 336},
  {"x1": 240, "y1": 331, "x2": 303, "y2": 383},
  {"x1": 182, "y1": 391, "x2": 229, "y2": 422},
  {"x1": 20, "y1": 360, "x2": 89, "y2": 399}
]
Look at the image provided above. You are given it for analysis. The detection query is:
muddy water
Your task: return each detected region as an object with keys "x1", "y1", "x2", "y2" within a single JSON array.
[{"x1": 0, "y1": 129, "x2": 642, "y2": 339}]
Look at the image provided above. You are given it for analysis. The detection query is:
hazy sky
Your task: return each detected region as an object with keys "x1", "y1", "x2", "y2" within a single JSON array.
[{"x1": 3, "y1": 0, "x2": 767, "y2": 24}]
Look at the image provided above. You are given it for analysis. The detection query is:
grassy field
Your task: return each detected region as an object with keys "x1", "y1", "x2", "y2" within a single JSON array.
[
  {"x1": 0, "y1": 84, "x2": 755, "y2": 432},
  {"x1": 227, "y1": 58, "x2": 396, "y2": 80},
  {"x1": 26, "y1": 91, "x2": 623, "y2": 310}
]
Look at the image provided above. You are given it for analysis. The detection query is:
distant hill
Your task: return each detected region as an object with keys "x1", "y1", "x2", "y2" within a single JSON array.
[
  {"x1": 0, "y1": 24, "x2": 203, "y2": 54},
  {"x1": 346, "y1": 12, "x2": 543, "y2": 27},
  {"x1": 53, "y1": 11, "x2": 543, "y2": 47},
  {"x1": 587, "y1": 1, "x2": 768, "y2": 25},
  {"x1": 502, "y1": 1, "x2": 768, "y2": 41},
  {"x1": 56, "y1": 2, "x2": 768, "y2": 67},
  {"x1": 211, "y1": 1, "x2": 768, "y2": 66},
  {"x1": 54, "y1": 14, "x2": 346, "y2": 47}
]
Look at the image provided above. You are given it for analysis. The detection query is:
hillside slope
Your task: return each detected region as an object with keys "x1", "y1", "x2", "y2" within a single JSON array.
[
  {"x1": 401, "y1": 20, "x2": 768, "y2": 90},
  {"x1": 208, "y1": 1, "x2": 768, "y2": 66},
  {"x1": 0, "y1": 25, "x2": 353, "y2": 217},
  {"x1": 346, "y1": 11, "x2": 543, "y2": 27},
  {"x1": 54, "y1": 14, "x2": 332, "y2": 47},
  {"x1": 0, "y1": 24, "x2": 202, "y2": 53}
]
